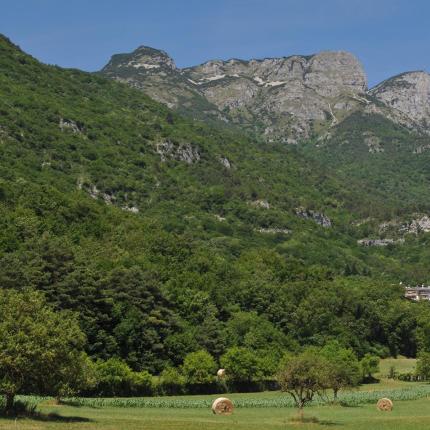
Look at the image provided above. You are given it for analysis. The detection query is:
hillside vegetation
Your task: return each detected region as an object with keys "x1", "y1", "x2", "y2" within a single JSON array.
[{"x1": 1, "y1": 34, "x2": 430, "y2": 374}]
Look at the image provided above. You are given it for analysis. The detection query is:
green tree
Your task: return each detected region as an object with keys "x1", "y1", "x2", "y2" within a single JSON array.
[
  {"x1": 277, "y1": 348, "x2": 329, "y2": 420},
  {"x1": 182, "y1": 350, "x2": 217, "y2": 385},
  {"x1": 220, "y1": 347, "x2": 260, "y2": 382},
  {"x1": 159, "y1": 367, "x2": 186, "y2": 395},
  {"x1": 416, "y1": 352, "x2": 430, "y2": 380},
  {"x1": 94, "y1": 358, "x2": 134, "y2": 397},
  {"x1": 360, "y1": 354, "x2": 380, "y2": 381},
  {"x1": 0, "y1": 289, "x2": 87, "y2": 411},
  {"x1": 320, "y1": 341, "x2": 360, "y2": 400}
]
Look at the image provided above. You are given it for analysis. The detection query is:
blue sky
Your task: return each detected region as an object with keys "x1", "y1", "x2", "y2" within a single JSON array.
[{"x1": 1, "y1": 0, "x2": 429, "y2": 87}]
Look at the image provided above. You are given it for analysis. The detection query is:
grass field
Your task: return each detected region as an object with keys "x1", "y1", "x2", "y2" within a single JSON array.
[
  {"x1": 3, "y1": 396, "x2": 430, "y2": 430},
  {"x1": 378, "y1": 357, "x2": 417, "y2": 377},
  {"x1": 2, "y1": 366, "x2": 428, "y2": 430}
]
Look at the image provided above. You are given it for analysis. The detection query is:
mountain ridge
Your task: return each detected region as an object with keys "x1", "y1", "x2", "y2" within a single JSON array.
[
  {"x1": 101, "y1": 44, "x2": 430, "y2": 141},
  {"x1": 2, "y1": 32, "x2": 430, "y2": 369}
]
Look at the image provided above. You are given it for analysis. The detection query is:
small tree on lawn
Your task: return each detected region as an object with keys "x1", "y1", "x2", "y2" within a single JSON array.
[
  {"x1": 277, "y1": 348, "x2": 329, "y2": 421},
  {"x1": 0, "y1": 289, "x2": 87, "y2": 412},
  {"x1": 320, "y1": 341, "x2": 360, "y2": 401},
  {"x1": 416, "y1": 351, "x2": 430, "y2": 380},
  {"x1": 360, "y1": 353, "x2": 380, "y2": 382}
]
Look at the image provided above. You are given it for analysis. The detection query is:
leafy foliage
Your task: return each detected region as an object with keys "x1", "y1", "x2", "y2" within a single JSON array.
[{"x1": 1, "y1": 34, "x2": 430, "y2": 376}]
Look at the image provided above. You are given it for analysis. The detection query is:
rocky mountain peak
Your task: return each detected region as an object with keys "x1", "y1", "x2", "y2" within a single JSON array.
[
  {"x1": 184, "y1": 50, "x2": 367, "y2": 96},
  {"x1": 304, "y1": 51, "x2": 367, "y2": 97},
  {"x1": 102, "y1": 45, "x2": 176, "y2": 74},
  {"x1": 369, "y1": 71, "x2": 430, "y2": 127},
  {"x1": 100, "y1": 44, "x2": 429, "y2": 141}
]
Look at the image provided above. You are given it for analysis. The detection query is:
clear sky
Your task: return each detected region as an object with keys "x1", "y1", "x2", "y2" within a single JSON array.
[{"x1": 1, "y1": 0, "x2": 429, "y2": 87}]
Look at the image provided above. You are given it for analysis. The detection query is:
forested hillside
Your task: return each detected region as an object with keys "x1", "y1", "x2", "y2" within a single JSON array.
[{"x1": 1, "y1": 34, "x2": 430, "y2": 373}]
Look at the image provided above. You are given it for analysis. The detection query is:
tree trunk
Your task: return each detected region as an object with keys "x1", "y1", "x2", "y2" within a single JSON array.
[
  {"x1": 333, "y1": 388, "x2": 339, "y2": 402},
  {"x1": 298, "y1": 406, "x2": 304, "y2": 422},
  {"x1": 5, "y1": 393, "x2": 15, "y2": 413}
]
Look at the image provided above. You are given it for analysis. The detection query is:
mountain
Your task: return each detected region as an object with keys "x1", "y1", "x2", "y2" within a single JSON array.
[
  {"x1": 101, "y1": 45, "x2": 224, "y2": 122},
  {"x1": 101, "y1": 46, "x2": 430, "y2": 142},
  {"x1": 369, "y1": 71, "x2": 430, "y2": 129},
  {"x1": 1, "y1": 34, "x2": 430, "y2": 370}
]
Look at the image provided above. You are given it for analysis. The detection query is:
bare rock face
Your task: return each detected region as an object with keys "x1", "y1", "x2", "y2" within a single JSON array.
[
  {"x1": 101, "y1": 45, "x2": 430, "y2": 141},
  {"x1": 295, "y1": 207, "x2": 332, "y2": 227},
  {"x1": 101, "y1": 46, "x2": 221, "y2": 117},
  {"x1": 59, "y1": 118, "x2": 83, "y2": 134},
  {"x1": 156, "y1": 141, "x2": 200, "y2": 164},
  {"x1": 358, "y1": 238, "x2": 404, "y2": 247},
  {"x1": 183, "y1": 51, "x2": 367, "y2": 142},
  {"x1": 369, "y1": 72, "x2": 430, "y2": 129},
  {"x1": 101, "y1": 48, "x2": 368, "y2": 141},
  {"x1": 401, "y1": 215, "x2": 430, "y2": 234}
]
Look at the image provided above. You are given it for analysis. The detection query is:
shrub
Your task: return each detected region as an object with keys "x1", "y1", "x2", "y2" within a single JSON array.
[
  {"x1": 94, "y1": 358, "x2": 134, "y2": 397},
  {"x1": 130, "y1": 371, "x2": 154, "y2": 396},
  {"x1": 158, "y1": 367, "x2": 186, "y2": 396},
  {"x1": 220, "y1": 347, "x2": 260, "y2": 382},
  {"x1": 182, "y1": 350, "x2": 217, "y2": 385}
]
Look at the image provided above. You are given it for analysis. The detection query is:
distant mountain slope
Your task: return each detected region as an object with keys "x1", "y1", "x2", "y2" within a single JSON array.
[
  {"x1": 369, "y1": 71, "x2": 430, "y2": 129},
  {"x1": 2, "y1": 34, "x2": 430, "y2": 370},
  {"x1": 101, "y1": 45, "x2": 225, "y2": 122},
  {"x1": 101, "y1": 45, "x2": 430, "y2": 142}
]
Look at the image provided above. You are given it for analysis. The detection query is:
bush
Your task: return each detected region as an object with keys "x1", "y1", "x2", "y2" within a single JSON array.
[
  {"x1": 182, "y1": 350, "x2": 217, "y2": 385},
  {"x1": 220, "y1": 347, "x2": 260, "y2": 383},
  {"x1": 158, "y1": 367, "x2": 186, "y2": 396},
  {"x1": 94, "y1": 358, "x2": 134, "y2": 397},
  {"x1": 130, "y1": 371, "x2": 154, "y2": 396}
]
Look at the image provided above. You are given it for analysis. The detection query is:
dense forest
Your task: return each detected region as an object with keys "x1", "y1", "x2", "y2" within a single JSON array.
[{"x1": 1, "y1": 33, "x2": 430, "y2": 377}]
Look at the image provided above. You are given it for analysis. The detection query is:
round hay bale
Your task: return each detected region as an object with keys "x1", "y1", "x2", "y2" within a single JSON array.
[
  {"x1": 217, "y1": 368, "x2": 226, "y2": 379},
  {"x1": 376, "y1": 398, "x2": 393, "y2": 411},
  {"x1": 212, "y1": 397, "x2": 234, "y2": 415}
]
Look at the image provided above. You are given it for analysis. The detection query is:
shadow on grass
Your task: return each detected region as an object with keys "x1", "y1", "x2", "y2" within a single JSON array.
[
  {"x1": 289, "y1": 415, "x2": 340, "y2": 426},
  {"x1": 28, "y1": 412, "x2": 92, "y2": 423},
  {"x1": 58, "y1": 399, "x2": 99, "y2": 408},
  {"x1": 0, "y1": 401, "x2": 92, "y2": 423}
]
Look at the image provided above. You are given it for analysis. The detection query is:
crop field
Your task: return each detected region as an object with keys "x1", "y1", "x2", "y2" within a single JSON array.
[{"x1": 2, "y1": 380, "x2": 430, "y2": 430}]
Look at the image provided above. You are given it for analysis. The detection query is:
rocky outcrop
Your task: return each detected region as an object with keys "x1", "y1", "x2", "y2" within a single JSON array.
[
  {"x1": 250, "y1": 199, "x2": 270, "y2": 209},
  {"x1": 59, "y1": 118, "x2": 83, "y2": 134},
  {"x1": 257, "y1": 227, "x2": 291, "y2": 234},
  {"x1": 379, "y1": 214, "x2": 430, "y2": 235},
  {"x1": 219, "y1": 156, "x2": 231, "y2": 169},
  {"x1": 358, "y1": 238, "x2": 404, "y2": 247},
  {"x1": 401, "y1": 215, "x2": 430, "y2": 234},
  {"x1": 295, "y1": 207, "x2": 332, "y2": 227},
  {"x1": 369, "y1": 71, "x2": 430, "y2": 130},
  {"x1": 156, "y1": 141, "x2": 200, "y2": 164},
  {"x1": 363, "y1": 132, "x2": 384, "y2": 153}
]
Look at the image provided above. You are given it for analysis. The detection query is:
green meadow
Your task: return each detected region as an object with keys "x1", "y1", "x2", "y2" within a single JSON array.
[{"x1": 4, "y1": 370, "x2": 430, "y2": 430}]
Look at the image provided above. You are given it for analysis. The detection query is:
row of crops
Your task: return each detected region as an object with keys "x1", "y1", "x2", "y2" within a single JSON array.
[{"x1": 18, "y1": 385, "x2": 430, "y2": 409}]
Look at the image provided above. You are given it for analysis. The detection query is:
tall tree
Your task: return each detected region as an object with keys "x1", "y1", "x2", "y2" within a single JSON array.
[
  {"x1": 0, "y1": 289, "x2": 87, "y2": 411},
  {"x1": 320, "y1": 341, "x2": 360, "y2": 400}
]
